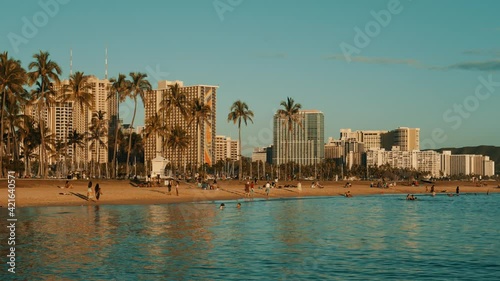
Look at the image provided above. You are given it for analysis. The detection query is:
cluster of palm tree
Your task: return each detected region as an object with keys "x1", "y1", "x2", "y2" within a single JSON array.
[
  {"x1": 144, "y1": 82, "x2": 213, "y2": 176},
  {"x1": 1, "y1": 51, "x2": 116, "y2": 178},
  {"x1": 1, "y1": 49, "x2": 311, "y2": 180}
]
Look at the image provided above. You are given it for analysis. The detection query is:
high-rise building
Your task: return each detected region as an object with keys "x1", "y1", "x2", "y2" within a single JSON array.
[
  {"x1": 144, "y1": 80, "x2": 218, "y2": 169},
  {"x1": 215, "y1": 135, "x2": 239, "y2": 162},
  {"x1": 484, "y1": 156, "x2": 495, "y2": 177},
  {"x1": 273, "y1": 110, "x2": 324, "y2": 166},
  {"x1": 340, "y1": 129, "x2": 389, "y2": 150},
  {"x1": 368, "y1": 149, "x2": 494, "y2": 177},
  {"x1": 393, "y1": 127, "x2": 420, "y2": 151},
  {"x1": 24, "y1": 75, "x2": 114, "y2": 168},
  {"x1": 325, "y1": 137, "x2": 365, "y2": 169},
  {"x1": 339, "y1": 127, "x2": 419, "y2": 151},
  {"x1": 24, "y1": 100, "x2": 74, "y2": 164},
  {"x1": 68, "y1": 76, "x2": 112, "y2": 165}
]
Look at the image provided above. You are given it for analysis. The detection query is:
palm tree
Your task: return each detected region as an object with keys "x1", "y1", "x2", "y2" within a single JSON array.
[
  {"x1": 18, "y1": 116, "x2": 36, "y2": 176},
  {"x1": 0, "y1": 52, "x2": 27, "y2": 177},
  {"x1": 160, "y1": 82, "x2": 188, "y2": 119},
  {"x1": 88, "y1": 110, "x2": 107, "y2": 178},
  {"x1": 227, "y1": 100, "x2": 254, "y2": 180},
  {"x1": 277, "y1": 97, "x2": 302, "y2": 180},
  {"x1": 62, "y1": 71, "x2": 93, "y2": 113},
  {"x1": 27, "y1": 51, "x2": 62, "y2": 178},
  {"x1": 144, "y1": 112, "x2": 167, "y2": 173},
  {"x1": 188, "y1": 97, "x2": 212, "y2": 171},
  {"x1": 126, "y1": 72, "x2": 151, "y2": 178},
  {"x1": 52, "y1": 139, "x2": 68, "y2": 178},
  {"x1": 165, "y1": 125, "x2": 190, "y2": 177},
  {"x1": 188, "y1": 97, "x2": 212, "y2": 129},
  {"x1": 4, "y1": 96, "x2": 30, "y2": 168},
  {"x1": 67, "y1": 129, "x2": 85, "y2": 173},
  {"x1": 108, "y1": 73, "x2": 130, "y2": 178}
]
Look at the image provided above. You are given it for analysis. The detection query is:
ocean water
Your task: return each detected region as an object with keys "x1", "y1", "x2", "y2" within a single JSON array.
[{"x1": 1, "y1": 193, "x2": 499, "y2": 280}]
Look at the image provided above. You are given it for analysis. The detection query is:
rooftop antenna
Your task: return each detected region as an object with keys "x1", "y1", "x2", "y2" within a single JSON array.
[
  {"x1": 70, "y1": 48, "x2": 73, "y2": 76},
  {"x1": 105, "y1": 47, "x2": 108, "y2": 80}
]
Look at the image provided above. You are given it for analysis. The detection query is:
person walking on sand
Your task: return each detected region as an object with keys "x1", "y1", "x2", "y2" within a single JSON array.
[
  {"x1": 95, "y1": 183, "x2": 102, "y2": 201},
  {"x1": 175, "y1": 181, "x2": 179, "y2": 196},
  {"x1": 167, "y1": 179, "x2": 172, "y2": 194},
  {"x1": 297, "y1": 181, "x2": 302, "y2": 192},
  {"x1": 87, "y1": 181, "x2": 94, "y2": 201},
  {"x1": 265, "y1": 184, "x2": 270, "y2": 197}
]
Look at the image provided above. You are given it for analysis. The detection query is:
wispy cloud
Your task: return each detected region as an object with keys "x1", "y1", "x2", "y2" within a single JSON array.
[
  {"x1": 324, "y1": 55, "x2": 423, "y2": 67},
  {"x1": 326, "y1": 54, "x2": 500, "y2": 72},
  {"x1": 462, "y1": 49, "x2": 500, "y2": 57},
  {"x1": 255, "y1": 53, "x2": 288, "y2": 59},
  {"x1": 438, "y1": 60, "x2": 500, "y2": 72}
]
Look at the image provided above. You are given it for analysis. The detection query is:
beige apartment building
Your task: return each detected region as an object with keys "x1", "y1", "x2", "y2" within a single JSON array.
[
  {"x1": 215, "y1": 135, "x2": 239, "y2": 162},
  {"x1": 367, "y1": 149, "x2": 495, "y2": 177},
  {"x1": 144, "y1": 80, "x2": 218, "y2": 170},
  {"x1": 24, "y1": 75, "x2": 114, "y2": 169},
  {"x1": 69, "y1": 76, "x2": 113, "y2": 166},
  {"x1": 339, "y1": 127, "x2": 419, "y2": 151}
]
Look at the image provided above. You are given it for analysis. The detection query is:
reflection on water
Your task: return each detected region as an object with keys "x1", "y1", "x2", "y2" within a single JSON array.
[{"x1": 2, "y1": 194, "x2": 500, "y2": 280}]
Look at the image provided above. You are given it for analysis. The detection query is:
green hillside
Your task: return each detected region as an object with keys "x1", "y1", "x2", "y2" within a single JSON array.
[{"x1": 434, "y1": 145, "x2": 500, "y2": 174}]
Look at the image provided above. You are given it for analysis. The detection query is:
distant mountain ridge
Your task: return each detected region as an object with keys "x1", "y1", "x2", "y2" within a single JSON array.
[{"x1": 433, "y1": 145, "x2": 500, "y2": 174}]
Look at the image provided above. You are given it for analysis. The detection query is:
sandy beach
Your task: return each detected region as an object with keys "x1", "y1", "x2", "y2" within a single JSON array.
[{"x1": 1, "y1": 178, "x2": 499, "y2": 208}]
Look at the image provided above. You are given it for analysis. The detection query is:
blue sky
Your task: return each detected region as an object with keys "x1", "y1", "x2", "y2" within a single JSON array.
[{"x1": 2, "y1": 0, "x2": 499, "y2": 154}]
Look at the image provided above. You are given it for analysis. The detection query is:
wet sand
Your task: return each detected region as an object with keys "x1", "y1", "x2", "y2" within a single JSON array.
[{"x1": 1, "y1": 179, "x2": 498, "y2": 207}]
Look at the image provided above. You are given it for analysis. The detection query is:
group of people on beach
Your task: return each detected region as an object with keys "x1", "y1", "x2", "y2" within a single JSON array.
[
  {"x1": 244, "y1": 181, "x2": 255, "y2": 197},
  {"x1": 86, "y1": 181, "x2": 103, "y2": 201}
]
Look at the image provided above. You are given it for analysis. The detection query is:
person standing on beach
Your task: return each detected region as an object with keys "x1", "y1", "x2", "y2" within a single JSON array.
[
  {"x1": 87, "y1": 181, "x2": 94, "y2": 201},
  {"x1": 265, "y1": 184, "x2": 270, "y2": 197},
  {"x1": 95, "y1": 184, "x2": 102, "y2": 201},
  {"x1": 297, "y1": 181, "x2": 302, "y2": 192},
  {"x1": 175, "y1": 181, "x2": 179, "y2": 196},
  {"x1": 244, "y1": 181, "x2": 250, "y2": 197},
  {"x1": 167, "y1": 179, "x2": 172, "y2": 194},
  {"x1": 456, "y1": 186, "x2": 460, "y2": 195}
]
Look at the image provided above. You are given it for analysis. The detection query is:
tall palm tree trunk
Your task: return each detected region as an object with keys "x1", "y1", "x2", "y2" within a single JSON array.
[
  {"x1": 126, "y1": 98, "x2": 137, "y2": 178},
  {"x1": 0, "y1": 89, "x2": 6, "y2": 177},
  {"x1": 73, "y1": 143, "x2": 76, "y2": 174},
  {"x1": 97, "y1": 145, "x2": 100, "y2": 178},
  {"x1": 10, "y1": 123, "x2": 19, "y2": 163},
  {"x1": 238, "y1": 125, "x2": 242, "y2": 180},
  {"x1": 178, "y1": 149, "x2": 181, "y2": 178},
  {"x1": 112, "y1": 110, "x2": 120, "y2": 179},
  {"x1": 38, "y1": 106, "x2": 45, "y2": 177}
]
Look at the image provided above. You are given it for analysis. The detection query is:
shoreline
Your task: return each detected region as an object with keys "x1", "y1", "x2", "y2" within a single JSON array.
[{"x1": 2, "y1": 179, "x2": 499, "y2": 208}]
